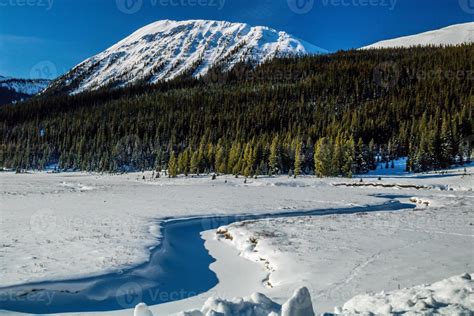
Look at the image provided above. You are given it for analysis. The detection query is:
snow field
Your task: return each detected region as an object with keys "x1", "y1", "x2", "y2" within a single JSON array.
[
  {"x1": 209, "y1": 166, "x2": 473, "y2": 313},
  {"x1": 0, "y1": 164, "x2": 472, "y2": 315},
  {"x1": 0, "y1": 172, "x2": 383, "y2": 287},
  {"x1": 341, "y1": 273, "x2": 474, "y2": 315}
]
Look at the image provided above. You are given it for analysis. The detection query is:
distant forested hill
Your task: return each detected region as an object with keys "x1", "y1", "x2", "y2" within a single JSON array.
[
  {"x1": 0, "y1": 87, "x2": 29, "y2": 105},
  {"x1": 0, "y1": 45, "x2": 472, "y2": 176}
]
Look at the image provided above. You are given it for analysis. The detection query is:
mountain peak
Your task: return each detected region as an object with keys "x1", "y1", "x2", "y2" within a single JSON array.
[
  {"x1": 46, "y1": 19, "x2": 326, "y2": 95},
  {"x1": 363, "y1": 22, "x2": 474, "y2": 49}
]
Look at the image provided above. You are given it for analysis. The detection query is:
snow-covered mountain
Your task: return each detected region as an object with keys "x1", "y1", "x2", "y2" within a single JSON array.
[
  {"x1": 0, "y1": 76, "x2": 51, "y2": 104},
  {"x1": 363, "y1": 22, "x2": 474, "y2": 49},
  {"x1": 0, "y1": 76, "x2": 51, "y2": 95},
  {"x1": 46, "y1": 19, "x2": 326, "y2": 95}
]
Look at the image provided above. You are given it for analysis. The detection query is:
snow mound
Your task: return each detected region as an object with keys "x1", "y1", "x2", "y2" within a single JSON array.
[
  {"x1": 363, "y1": 22, "x2": 473, "y2": 49},
  {"x1": 134, "y1": 303, "x2": 153, "y2": 316},
  {"x1": 135, "y1": 287, "x2": 313, "y2": 316},
  {"x1": 281, "y1": 287, "x2": 315, "y2": 316},
  {"x1": 135, "y1": 275, "x2": 472, "y2": 315},
  {"x1": 46, "y1": 19, "x2": 326, "y2": 95},
  {"x1": 339, "y1": 273, "x2": 474, "y2": 315}
]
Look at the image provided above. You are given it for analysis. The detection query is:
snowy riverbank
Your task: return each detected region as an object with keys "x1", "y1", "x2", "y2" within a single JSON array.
[
  {"x1": 0, "y1": 172, "x2": 386, "y2": 288},
  {"x1": 0, "y1": 165, "x2": 472, "y2": 315},
  {"x1": 205, "y1": 166, "x2": 473, "y2": 314}
]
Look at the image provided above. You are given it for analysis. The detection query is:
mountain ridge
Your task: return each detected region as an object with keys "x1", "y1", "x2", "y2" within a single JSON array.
[
  {"x1": 363, "y1": 22, "x2": 473, "y2": 49},
  {"x1": 0, "y1": 76, "x2": 51, "y2": 104},
  {"x1": 46, "y1": 19, "x2": 326, "y2": 95}
]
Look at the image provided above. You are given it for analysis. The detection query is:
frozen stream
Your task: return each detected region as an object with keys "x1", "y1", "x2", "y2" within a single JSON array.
[{"x1": 0, "y1": 199, "x2": 414, "y2": 314}]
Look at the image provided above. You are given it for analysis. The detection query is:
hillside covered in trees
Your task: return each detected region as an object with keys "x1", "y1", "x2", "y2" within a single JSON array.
[{"x1": 0, "y1": 45, "x2": 472, "y2": 177}]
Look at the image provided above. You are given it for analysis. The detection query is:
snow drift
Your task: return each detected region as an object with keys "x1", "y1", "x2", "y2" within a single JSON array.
[
  {"x1": 134, "y1": 287, "x2": 315, "y2": 316},
  {"x1": 339, "y1": 273, "x2": 474, "y2": 315},
  {"x1": 134, "y1": 274, "x2": 473, "y2": 315}
]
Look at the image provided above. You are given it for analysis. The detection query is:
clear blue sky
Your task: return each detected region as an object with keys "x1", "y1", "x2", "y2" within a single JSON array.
[{"x1": 0, "y1": 0, "x2": 472, "y2": 79}]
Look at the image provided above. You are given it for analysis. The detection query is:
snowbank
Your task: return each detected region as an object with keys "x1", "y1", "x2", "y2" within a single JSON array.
[
  {"x1": 135, "y1": 274, "x2": 473, "y2": 315},
  {"x1": 134, "y1": 303, "x2": 153, "y2": 316},
  {"x1": 134, "y1": 287, "x2": 314, "y2": 316},
  {"x1": 339, "y1": 273, "x2": 474, "y2": 315},
  {"x1": 281, "y1": 287, "x2": 315, "y2": 316}
]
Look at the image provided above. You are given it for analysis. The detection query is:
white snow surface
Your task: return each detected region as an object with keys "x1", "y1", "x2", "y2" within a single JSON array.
[
  {"x1": 45, "y1": 19, "x2": 326, "y2": 94},
  {"x1": 134, "y1": 303, "x2": 153, "y2": 316},
  {"x1": 341, "y1": 273, "x2": 474, "y2": 315},
  {"x1": 133, "y1": 287, "x2": 313, "y2": 316},
  {"x1": 148, "y1": 274, "x2": 474, "y2": 316},
  {"x1": 363, "y1": 22, "x2": 474, "y2": 49},
  {"x1": 0, "y1": 172, "x2": 381, "y2": 288},
  {"x1": 211, "y1": 166, "x2": 474, "y2": 314},
  {"x1": 0, "y1": 77, "x2": 51, "y2": 95},
  {"x1": 178, "y1": 286, "x2": 313, "y2": 316},
  {"x1": 0, "y1": 165, "x2": 472, "y2": 315}
]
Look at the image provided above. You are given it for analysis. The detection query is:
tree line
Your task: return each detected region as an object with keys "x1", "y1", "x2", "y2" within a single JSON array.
[{"x1": 0, "y1": 45, "x2": 472, "y2": 176}]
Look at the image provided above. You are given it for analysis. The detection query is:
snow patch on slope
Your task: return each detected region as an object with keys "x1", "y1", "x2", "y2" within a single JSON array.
[
  {"x1": 47, "y1": 19, "x2": 326, "y2": 94},
  {"x1": 363, "y1": 22, "x2": 474, "y2": 49}
]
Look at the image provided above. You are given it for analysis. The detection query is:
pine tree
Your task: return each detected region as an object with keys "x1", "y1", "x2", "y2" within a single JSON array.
[
  {"x1": 314, "y1": 137, "x2": 334, "y2": 177},
  {"x1": 190, "y1": 150, "x2": 200, "y2": 175},
  {"x1": 333, "y1": 134, "x2": 343, "y2": 175},
  {"x1": 368, "y1": 139, "x2": 376, "y2": 170},
  {"x1": 242, "y1": 142, "x2": 255, "y2": 177},
  {"x1": 268, "y1": 136, "x2": 280, "y2": 176},
  {"x1": 228, "y1": 142, "x2": 241, "y2": 175},
  {"x1": 342, "y1": 138, "x2": 355, "y2": 178},
  {"x1": 355, "y1": 138, "x2": 368, "y2": 174},
  {"x1": 168, "y1": 151, "x2": 178, "y2": 178},
  {"x1": 178, "y1": 149, "x2": 190, "y2": 176},
  {"x1": 440, "y1": 118, "x2": 454, "y2": 168},
  {"x1": 294, "y1": 141, "x2": 303, "y2": 178},
  {"x1": 215, "y1": 143, "x2": 227, "y2": 174}
]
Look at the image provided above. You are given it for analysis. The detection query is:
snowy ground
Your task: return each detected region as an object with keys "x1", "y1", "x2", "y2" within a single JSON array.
[
  {"x1": 0, "y1": 164, "x2": 472, "y2": 315},
  {"x1": 0, "y1": 172, "x2": 383, "y2": 287},
  {"x1": 137, "y1": 273, "x2": 474, "y2": 315},
  {"x1": 213, "y1": 175, "x2": 473, "y2": 313},
  {"x1": 341, "y1": 273, "x2": 474, "y2": 315}
]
